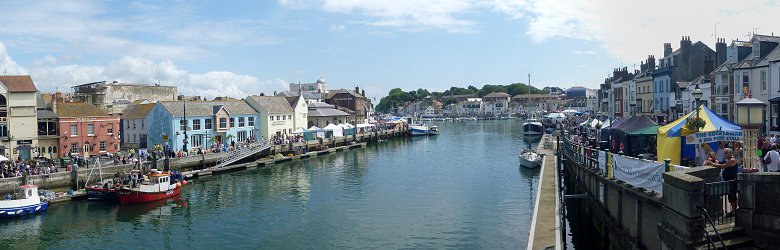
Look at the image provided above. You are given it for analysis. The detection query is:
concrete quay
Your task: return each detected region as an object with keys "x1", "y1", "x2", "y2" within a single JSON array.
[
  {"x1": 527, "y1": 134, "x2": 562, "y2": 250},
  {"x1": 0, "y1": 128, "x2": 408, "y2": 194}
]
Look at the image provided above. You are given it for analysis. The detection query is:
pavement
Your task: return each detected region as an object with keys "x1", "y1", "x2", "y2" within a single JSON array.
[{"x1": 527, "y1": 135, "x2": 560, "y2": 250}]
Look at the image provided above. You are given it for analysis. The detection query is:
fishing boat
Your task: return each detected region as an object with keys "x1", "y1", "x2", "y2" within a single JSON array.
[
  {"x1": 455, "y1": 117, "x2": 478, "y2": 122},
  {"x1": 523, "y1": 118, "x2": 545, "y2": 136},
  {"x1": 117, "y1": 170, "x2": 184, "y2": 204},
  {"x1": 497, "y1": 114, "x2": 513, "y2": 120},
  {"x1": 0, "y1": 185, "x2": 49, "y2": 218},
  {"x1": 86, "y1": 179, "x2": 119, "y2": 201},
  {"x1": 519, "y1": 149, "x2": 542, "y2": 169}
]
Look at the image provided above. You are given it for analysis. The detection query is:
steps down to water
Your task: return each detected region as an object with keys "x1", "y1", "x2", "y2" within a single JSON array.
[{"x1": 695, "y1": 223, "x2": 753, "y2": 250}]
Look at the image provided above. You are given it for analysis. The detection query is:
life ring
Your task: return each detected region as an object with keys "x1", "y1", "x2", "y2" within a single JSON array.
[{"x1": 27, "y1": 189, "x2": 32, "y2": 197}]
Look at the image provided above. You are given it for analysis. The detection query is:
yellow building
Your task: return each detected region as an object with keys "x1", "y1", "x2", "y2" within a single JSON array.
[{"x1": 0, "y1": 76, "x2": 40, "y2": 160}]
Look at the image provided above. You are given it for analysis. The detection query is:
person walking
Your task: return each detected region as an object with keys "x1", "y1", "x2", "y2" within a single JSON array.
[
  {"x1": 713, "y1": 148, "x2": 739, "y2": 216},
  {"x1": 764, "y1": 144, "x2": 780, "y2": 172}
]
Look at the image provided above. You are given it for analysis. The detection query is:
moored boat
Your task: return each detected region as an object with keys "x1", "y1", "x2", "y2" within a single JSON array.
[
  {"x1": 519, "y1": 149, "x2": 542, "y2": 169},
  {"x1": 522, "y1": 118, "x2": 545, "y2": 136},
  {"x1": 0, "y1": 185, "x2": 49, "y2": 218},
  {"x1": 86, "y1": 179, "x2": 119, "y2": 201},
  {"x1": 428, "y1": 125, "x2": 440, "y2": 135},
  {"x1": 118, "y1": 171, "x2": 184, "y2": 204}
]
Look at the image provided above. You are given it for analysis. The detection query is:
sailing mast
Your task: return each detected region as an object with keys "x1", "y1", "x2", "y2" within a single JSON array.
[{"x1": 527, "y1": 74, "x2": 531, "y2": 117}]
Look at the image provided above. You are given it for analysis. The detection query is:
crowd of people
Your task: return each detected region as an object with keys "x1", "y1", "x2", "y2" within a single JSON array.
[{"x1": 0, "y1": 158, "x2": 59, "y2": 178}]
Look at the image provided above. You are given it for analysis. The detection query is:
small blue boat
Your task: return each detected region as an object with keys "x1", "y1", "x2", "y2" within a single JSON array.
[{"x1": 0, "y1": 185, "x2": 49, "y2": 218}]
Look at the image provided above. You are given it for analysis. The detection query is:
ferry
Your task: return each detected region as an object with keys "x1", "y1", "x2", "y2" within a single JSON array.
[
  {"x1": 0, "y1": 185, "x2": 49, "y2": 218},
  {"x1": 522, "y1": 118, "x2": 545, "y2": 136},
  {"x1": 118, "y1": 170, "x2": 184, "y2": 204}
]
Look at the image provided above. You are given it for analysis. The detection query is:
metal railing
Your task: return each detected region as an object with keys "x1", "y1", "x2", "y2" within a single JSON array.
[
  {"x1": 704, "y1": 180, "x2": 738, "y2": 226},
  {"x1": 215, "y1": 142, "x2": 271, "y2": 168},
  {"x1": 697, "y1": 205, "x2": 726, "y2": 250}
]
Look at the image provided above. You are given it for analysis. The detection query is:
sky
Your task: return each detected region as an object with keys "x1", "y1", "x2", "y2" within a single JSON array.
[{"x1": 0, "y1": 0, "x2": 778, "y2": 100}]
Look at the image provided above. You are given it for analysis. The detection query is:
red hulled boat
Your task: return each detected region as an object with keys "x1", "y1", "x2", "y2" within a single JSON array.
[{"x1": 118, "y1": 171, "x2": 183, "y2": 204}]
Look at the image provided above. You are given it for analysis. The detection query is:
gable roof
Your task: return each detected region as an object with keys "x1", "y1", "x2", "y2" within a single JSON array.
[
  {"x1": 121, "y1": 103, "x2": 156, "y2": 119},
  {"x1": 276, "y1": 91, "x2": 323, "y2": 100},
  {"x1": 247, "y1": 96, "x2": 294, "y2": 113},
  {"x1": 160, "y1": 100, "x2": 258, "y2": 117},
  {"x1": 483, "y1": 92, "x2": 511, "y2": 98},
  {"x1": 325, "y1": 89, "x2": 364, "y2": 99},
  {"x1": 0, "y1": 75, "x2": 38, "y2": 92},
  {"x1": 55, "y1": 102, "x2": 108, "y2": 117},
  {"x1": 37, "y1": 109, "x2": 58, "y2": 119}
]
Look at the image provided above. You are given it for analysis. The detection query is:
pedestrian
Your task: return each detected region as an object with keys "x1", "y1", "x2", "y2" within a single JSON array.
[
  {"x1": 764, "y1": 144, "x2": 780, "y2": 172},
  {"x1": 712, "y1": 148, "x2": 739, "y2": 216}
]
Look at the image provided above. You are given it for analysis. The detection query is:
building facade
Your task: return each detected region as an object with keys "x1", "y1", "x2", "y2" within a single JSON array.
[
  {"x1": 245, "y1": 96, "x2": 303, "y2": 140},
  {"x1": 0, "y1": 76, "x2": 41, "y2": 160},
  {"x1": 55, "y1": 102, "x2": 120, "y2": 158},
  {"x1": 71, "y1": 81, "x2": 177, "y2": 115},
  {"x1": 325, "y1": 88, "x2": 367, "y2": 123},
  {"x1": 121, "y1": 103, "x2": 155, "y2": 150}
]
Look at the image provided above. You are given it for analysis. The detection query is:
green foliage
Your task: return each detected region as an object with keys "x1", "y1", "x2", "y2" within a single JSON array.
[{"x1": 376, "y1": 83, "x2": 549, "y2": 113}]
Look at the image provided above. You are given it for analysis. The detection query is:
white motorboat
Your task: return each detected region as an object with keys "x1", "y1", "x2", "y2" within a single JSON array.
[
  {"x1": 410, "y1": 123, "x2": 440, "y2": 136},
  {"x1": 519, "y1": 149, "x2": 542, "y2": 169},
  {"x1": 523, "y1": 118, "x2": 545, "y2": 136},
  {"x1": 0, "y1": 185, "x2": 49, "y2": 218}
]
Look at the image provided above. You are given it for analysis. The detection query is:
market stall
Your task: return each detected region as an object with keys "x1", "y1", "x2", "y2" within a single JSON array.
[{"x1": 657, "y1": 105, "x2": 743, "y2": 165}]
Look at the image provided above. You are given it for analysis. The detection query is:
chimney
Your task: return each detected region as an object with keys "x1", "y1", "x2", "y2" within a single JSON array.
[
  {"x1": 680, "y1": 36, "x2": 692, "y2": 52},
  {"x1": 647, "y1": 55, "x2": 656, "y2": 69},
  {"x1": 716, "y1": 38, "x2": 727, "y2": 66},
  {"x1": 361, "y1": 90, "x2": 366, "y2": 97},
  {"x1": 355, "y1": 86, "x2": 360, "y2": 94},
  {"x1": 273, "y1": 90, "x2": 277, "y2": 96},
  {"x1": 664, "y1": 43, "x2": 673, "y2": 57}
]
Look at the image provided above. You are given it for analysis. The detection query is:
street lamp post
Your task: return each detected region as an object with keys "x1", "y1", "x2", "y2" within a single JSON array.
[{"x1": 692, "y1": 83, "x2": 703, "y2": 132}]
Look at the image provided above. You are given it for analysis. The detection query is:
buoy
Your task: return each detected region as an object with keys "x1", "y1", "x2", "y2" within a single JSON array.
[
  {"x1": 176, "y1": 183, "x2": 181, "y2": 188},
  {"x1": 182, "y1": 180, "x2": 187, "y2": 185}
]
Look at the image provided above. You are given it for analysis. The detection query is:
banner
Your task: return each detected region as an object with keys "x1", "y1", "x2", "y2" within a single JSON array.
[
  {"x1": 685, "y1": 130, "x2": 743, "y2": 144},
  {"x1": 598, "y1": 150, "x2": 606, "y2": 173},
  {"x1": 612, "y1": 155, "x2": 665, "y2": 193}
]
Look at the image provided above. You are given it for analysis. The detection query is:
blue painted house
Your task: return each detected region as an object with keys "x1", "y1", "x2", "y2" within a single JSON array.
[{"x1": 147, "y1": 100, "x2": 261, "y2": 152}]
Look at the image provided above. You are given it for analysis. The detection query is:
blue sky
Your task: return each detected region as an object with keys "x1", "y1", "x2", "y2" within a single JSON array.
[{"x1": 0, "y1": 1, "x2": 778, "y2": 99}]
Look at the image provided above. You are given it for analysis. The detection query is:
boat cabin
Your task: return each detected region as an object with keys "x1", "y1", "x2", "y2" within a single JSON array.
[
  {"x1": 139, "y1": 173, "x2": 173, "y2": 193},
  {"x1": 15, "y1": 185, "x2": 39, "y2": 199}
]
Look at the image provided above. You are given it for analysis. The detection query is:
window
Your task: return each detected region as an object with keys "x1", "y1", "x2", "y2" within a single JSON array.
[
  {"x1": 205, "y1": 119, "x2": 213, "y2": 130},
  {"x1": 84, "y1": 142, "x2": 91, "y2": 153},
  {"x1": 281, "y1": 115, "x2": 285, "y2": 121},
  {"x1": 193, "y1": 119, "x2": 201, "y2": 130},
  {"x1": 114, "y1": 144, "x2": 118, "y2": 150},
  {"x1": 127, "y1": 122, "x2": 130, "y2": 129},
  {"x1": 288, "y1": 115, "x2": 292, "y2": 120},
  {"x1": 141, "y1": 120, "x2": 144, "y2": 128},
  {"x1": 107, "y1": 123, "x2": 113, "y2": 135},
  {"x1": 70, "y1": 143, "x2": 79, "y2": 154},
  {"x1": 133, "y1": 134, "x2": 137, "y2": 142},
  {"x1": 230, "y1": 117, "x2": 235, "y2": 128},
  {"x1": 70, "y1": 124, "x2": 78, "y2": 136},
  {"x1": 761, "y1": 70, "x2": 767, "y2": 92},
  {"x1": 248, "y1": 117, "x2": 255, "y2": 127},
  {"x1": 742, "y1": 73, "x2": 749, "y2": 86},
  {"x1": 238, "y1": 117, "x2": 245, "y2": 127},
  {"x1": 87, "y1": 124, "x2": 95, "y2": 135},
  {"x1": 219, "y1": 118, "x2": 227, "y2": 128},
  {"x1": 773, "y1": 104, "x2": 779, "y2": 128},
  {"x1": 270, "y1": 116, "x2": 274, "y2": 121},
  {"x1": 277, "y1": 115, "x2": 281, "y2": 121},
  {"x1": 180, "y1": 119, "x2": 187, "y2": 131},
  {"x1": 237, "y1": 131, "x2": 247, "y2": 142},
  {"x1": 100, "y1": 141, "x2": 106, "y2": 151},
  {"x1": 132, "y1": 120, "x2": 136, "y2": 129},
  {"x1": 191, "y1": 134, "x2": 204, "y2": 147}
]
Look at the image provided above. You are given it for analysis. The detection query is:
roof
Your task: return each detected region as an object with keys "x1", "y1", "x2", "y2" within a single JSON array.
[
  {"x1": 55, "y1": 102, "x2": 108, "y2": 117},
  {"x1": 160, "y1": 100, "x2": 258, "y2": 117},
  {"x1": 513, "y1": 94, "x2": 559, "y2": 99},
  {"x1": 41, "y1": 93, "x2": 53, "y2": 106},
  {"x1": 37, "y1": 109, "x2": 58, "y2": 119},
  {"x1": 275, "y1": 91, "x2": 323, "y2": 100},
  {"x1": 121, "y1": 103, "x2": 156, "y2": 119},
  {"x1": 325, "y1": 89, "x2": 364, "y2": 99},
  {"x1": 483, "y1": 92, "x2": 511, "y2": 98},
  {"x1": 308, "y1": 102, "x2": 351, "y2": 117},
  {"x1": 0, "y1": 75, "x2": 38, "y2": 92},
  {"x1": 247, "y1": 96, "x2": 294, "y2": 113}
]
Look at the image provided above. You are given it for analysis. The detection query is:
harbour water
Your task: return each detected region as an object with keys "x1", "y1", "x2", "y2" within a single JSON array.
[{"x1": 0, "y1": 121, "x2": 540, "y2": 249}]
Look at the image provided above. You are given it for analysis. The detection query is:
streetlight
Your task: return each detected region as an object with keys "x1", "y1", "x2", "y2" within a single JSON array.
[{"x1": 692, "y1": 83, "x2": 703, "y2": 131}]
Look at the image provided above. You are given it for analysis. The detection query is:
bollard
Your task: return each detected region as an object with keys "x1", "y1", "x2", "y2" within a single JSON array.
[{"x1": 664, "y1": 158, "x2": 671, "y2": 172}]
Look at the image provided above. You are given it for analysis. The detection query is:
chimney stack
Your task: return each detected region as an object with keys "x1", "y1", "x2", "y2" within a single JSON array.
[
  {"x1": 716, "y1": 38, "x2": 727, "y2": 66},
  {"x1": 664, "y1": 43, "x2": 673, "y2": 57},
  {"x1": 680, "y1": 36, "x2": 692, "y2": 52},
  {"x1": 647, "y1": 55, "x2": 656, "y2": 69}
]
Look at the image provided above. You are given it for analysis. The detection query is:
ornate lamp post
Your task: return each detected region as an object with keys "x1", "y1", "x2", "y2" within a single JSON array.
[
  {"x1": 692, "y1": 83, "x2": 703, "y2": 132},
  {"x1": 736, "y1": 95, "x2": 765, "y2": 170}
]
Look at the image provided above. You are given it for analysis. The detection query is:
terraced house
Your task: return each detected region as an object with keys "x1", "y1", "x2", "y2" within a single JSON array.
[
  {"x1": 147, "y1": 100, "x2": 261, "y2": 152},
  {"x1": 0, "y1": 76, "x2": 41, "y2": 160}
]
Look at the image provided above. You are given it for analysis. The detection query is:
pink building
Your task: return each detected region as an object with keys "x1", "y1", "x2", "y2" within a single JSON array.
[{"x1": 55, "y1": 102, "x2": 120, "y2": 158}]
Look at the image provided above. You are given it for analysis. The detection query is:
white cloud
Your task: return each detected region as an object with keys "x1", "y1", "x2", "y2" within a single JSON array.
[
  {"x1": 0, "y1": 42, "x2": 285, "y2": 99},
  {"x1": 574, "y1": 50, "x2": 596, "y2": 55}
]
